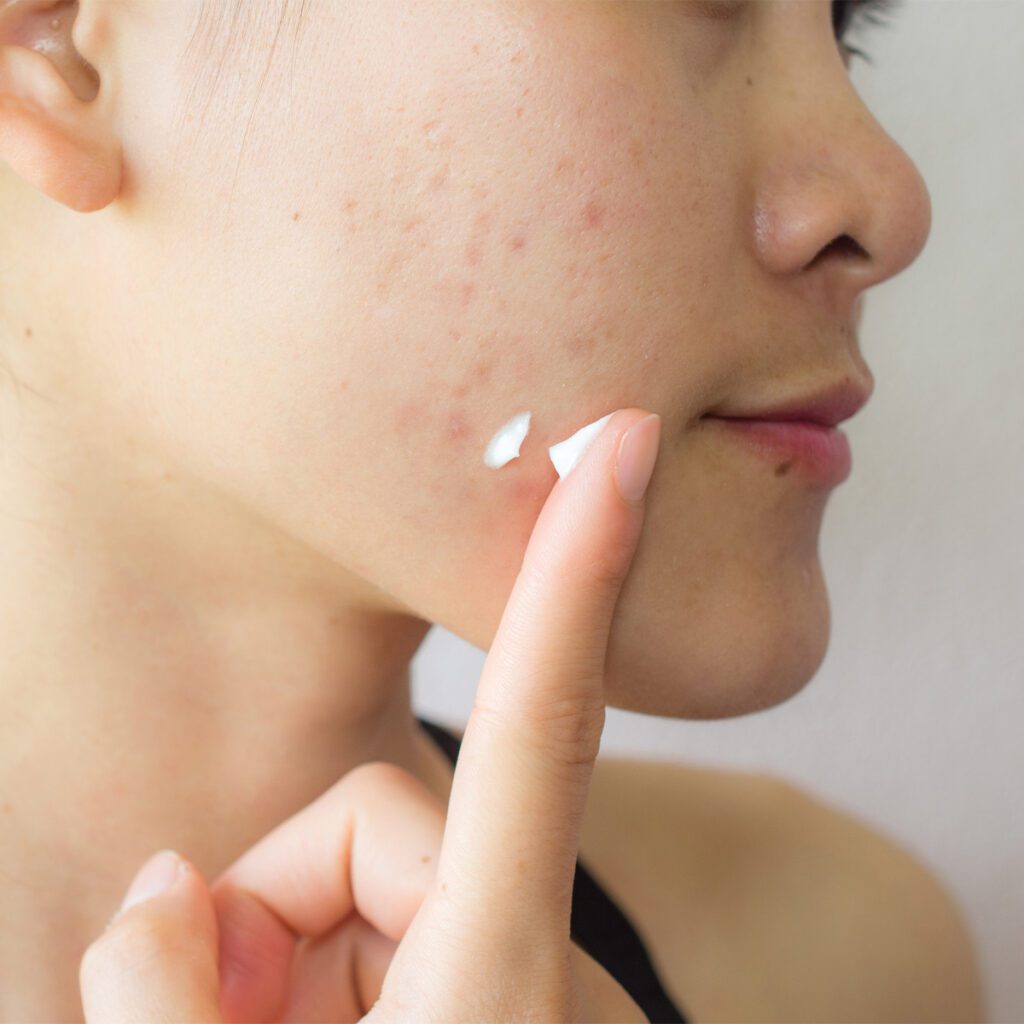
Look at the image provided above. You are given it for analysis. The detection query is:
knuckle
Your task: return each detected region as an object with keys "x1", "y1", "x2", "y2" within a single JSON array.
[{"x1": 471, "y1": 694, "x2": 605, "y2": 774}]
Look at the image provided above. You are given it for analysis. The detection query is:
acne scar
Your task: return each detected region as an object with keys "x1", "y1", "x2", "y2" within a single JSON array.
[{"x1": 429, "y1": 163, "x2": 450, "y2": 190}]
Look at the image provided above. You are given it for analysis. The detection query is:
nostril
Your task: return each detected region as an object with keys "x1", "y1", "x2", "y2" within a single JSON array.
[{"x1": 808, "y1": 233, "x2": 870, "y2": 269}]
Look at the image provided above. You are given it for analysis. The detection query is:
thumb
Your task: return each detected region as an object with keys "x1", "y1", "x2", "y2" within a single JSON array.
[{"x1": 80, "y1": 849, "x2": 224, "y2": 1023}]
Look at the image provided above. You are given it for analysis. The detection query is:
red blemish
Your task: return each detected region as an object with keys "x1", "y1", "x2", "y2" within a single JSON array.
[
  {"x1": 515, "y1": 107, "x2": 524, "y2": 119},
  {"x1": 465, "y1": 243, "x2": 482, "y2": 267},
  {"x1": 583, "y1": 200, "x2": 605, "y2": 229},
  {"x1": 453, "y1": 382, "x2": 470, "y2": 399},
  {"x1": 445, "y1": 409, "x2": 473, "y2": 443},
  {"x1": 508, "y1": 234, "x2": 526, "y2": 252},
  {"x1": 460, "y1": 281, "x2": 478, "y2": 307},
  {"x1": 339, "y1": 377, "x2": 350, "y2": 391},
  {"x1": 393, "y1": 398, "x2": 426, "y2": 434},
  {"x1": 403, "y1": 217, "x2": 424, "y2": 233}
]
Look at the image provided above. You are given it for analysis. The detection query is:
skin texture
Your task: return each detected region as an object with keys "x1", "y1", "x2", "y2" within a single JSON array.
[{"x1": 0, "y1": 0, "x2": 930, "y2": 1018}]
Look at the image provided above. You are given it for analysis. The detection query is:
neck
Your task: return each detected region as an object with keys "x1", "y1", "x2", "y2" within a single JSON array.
[{"x1": 0, "y1": 390, "x2": 452, "y2": 1020}]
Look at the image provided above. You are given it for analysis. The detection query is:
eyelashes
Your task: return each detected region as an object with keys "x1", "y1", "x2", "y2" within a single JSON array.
[{"x1": 832, "y1": 0, "x2": 906, "y2": 65}]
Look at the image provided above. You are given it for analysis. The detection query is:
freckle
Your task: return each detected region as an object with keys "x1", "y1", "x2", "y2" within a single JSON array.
[
  {"x1": 775, "y1": 460, "x2": 793, "y2": 477},
  {"x1": 445, "y1": 409, "x2": 472, "y2": 443},
  {"x1": 508, "y1": 234, "x2": 526, "y2": 252},
  {"x1": 24, "y1": 326, "x2": 32, "y2": 338},
  {"x1": 421, "y1": 855, "x2": 431, "y2": 863},
  {"x1": 292, "y1": 211, "x2": 300, "y2": 221},
  {"x1": 746, "y1": 76, "x2": 754, "y2": 86},
  {"x1": 472, "y1": 43, "x2": 481, "y2": 55},
  {"x1": 344, "y1": 199, "x2": 358, "y2": 213},
  {"x1": 511, "y1": 49, "x2": 524, "y2": 64},
  {"x1": 583, "y1": 200, "x2": 605, "y2": 229}
]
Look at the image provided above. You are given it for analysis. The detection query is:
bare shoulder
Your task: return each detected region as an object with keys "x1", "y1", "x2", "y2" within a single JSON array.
[{"x1": 579, "y1": 756, "x2": 987, "y2": 1023}]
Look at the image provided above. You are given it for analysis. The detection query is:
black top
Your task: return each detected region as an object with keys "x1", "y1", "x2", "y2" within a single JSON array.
[{"x1": 416, "y1": 715, "x2": 691, "y2": 1024}]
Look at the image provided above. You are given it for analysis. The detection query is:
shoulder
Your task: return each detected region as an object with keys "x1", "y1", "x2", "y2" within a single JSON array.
[{"x1": 580, "y1": 757, "x2": 987, "y2": 1023}]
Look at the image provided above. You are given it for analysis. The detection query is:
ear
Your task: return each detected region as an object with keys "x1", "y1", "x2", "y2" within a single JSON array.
[{"x1": 0, "y1": 0, "x2": 121, "y2": 212}]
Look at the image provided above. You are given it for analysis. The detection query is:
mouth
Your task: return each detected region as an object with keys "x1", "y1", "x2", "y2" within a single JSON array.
[
  {"x1": 701, "y1": 416, "x2": 853, "y2": 487},
  {"x1": 698, "y1": 375, "x2": 871, "y2": 487}
]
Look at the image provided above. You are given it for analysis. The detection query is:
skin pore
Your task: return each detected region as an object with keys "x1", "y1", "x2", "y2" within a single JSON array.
[{"x1": 0, "y1": 0, "x2": 930, "y2": 1018}]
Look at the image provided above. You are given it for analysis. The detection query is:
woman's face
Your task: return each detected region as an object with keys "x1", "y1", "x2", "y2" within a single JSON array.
[{"x1": 52, "y1": 0, "x2": 931, "y2": 717}]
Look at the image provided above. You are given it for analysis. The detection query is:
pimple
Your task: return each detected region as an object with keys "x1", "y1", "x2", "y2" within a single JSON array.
[{"x1": 583, "y1": 200, "x2": 605, "y2": 229}]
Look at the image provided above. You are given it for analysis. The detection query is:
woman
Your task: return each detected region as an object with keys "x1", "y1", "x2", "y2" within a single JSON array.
[{"x1": 0, "y1": 0, "x2": 985, "y2": 1020}]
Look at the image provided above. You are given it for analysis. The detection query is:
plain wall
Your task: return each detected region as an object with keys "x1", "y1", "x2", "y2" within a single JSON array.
[{"x1": 412, "y1": 2, "x2": 1023, "y2": 1020}]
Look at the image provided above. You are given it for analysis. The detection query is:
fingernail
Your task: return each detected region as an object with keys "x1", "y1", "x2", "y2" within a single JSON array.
[
  {"x1": 119, "y1": 849, "x2": 184, "y2": 913},
  {"x1": 616, "y1": 414, "x2": 661, "y2": 503}
]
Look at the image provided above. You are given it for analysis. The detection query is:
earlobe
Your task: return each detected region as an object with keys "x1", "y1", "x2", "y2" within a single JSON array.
[{"x1": 0, "y1": 8, "x2": 121, "y2": 213}]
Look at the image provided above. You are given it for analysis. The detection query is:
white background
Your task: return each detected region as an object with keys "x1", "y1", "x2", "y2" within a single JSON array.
[{"x1": 412, "y1": 2, "x2": 1024, "y2": 1020}]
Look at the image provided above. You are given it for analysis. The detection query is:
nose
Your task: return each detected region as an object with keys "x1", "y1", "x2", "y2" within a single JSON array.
[{"x1": 749, "y1": 28, "x2": 933, "y2": 316}]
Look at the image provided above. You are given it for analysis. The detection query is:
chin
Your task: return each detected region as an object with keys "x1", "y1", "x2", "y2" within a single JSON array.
[{"x1": 603, "y1": 558, "x2": 834, "y2": 720}]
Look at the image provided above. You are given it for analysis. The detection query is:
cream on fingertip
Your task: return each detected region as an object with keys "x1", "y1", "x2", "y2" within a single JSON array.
[{"x1": 548, "y1": 412, "x2": 615, "y2": 479}]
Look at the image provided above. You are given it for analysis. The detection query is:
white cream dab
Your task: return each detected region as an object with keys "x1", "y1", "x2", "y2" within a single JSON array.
[
  {"x1": 548, "y1": 411, "x2": 614, "y2": 479},
  {"x1": 484, "y1": 411, "x2": 532, "y2": 469}
]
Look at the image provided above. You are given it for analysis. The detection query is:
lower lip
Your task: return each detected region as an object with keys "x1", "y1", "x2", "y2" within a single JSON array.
[{"x1": 703, "y1": 417, "x2": 853, "y2": 487}]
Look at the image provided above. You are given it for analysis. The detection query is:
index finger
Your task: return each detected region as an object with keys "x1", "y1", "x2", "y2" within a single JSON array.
[{"x1": 429, "y1": 407, "x2": 661, "y2": 945}]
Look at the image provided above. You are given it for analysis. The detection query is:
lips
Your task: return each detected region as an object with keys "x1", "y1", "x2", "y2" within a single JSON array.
[
  {"x1": 702, "y1": 416, "x2": 854, "y2": 487},
  {"x1": 707, "y1": 378, "x2": 873, "y2": 428}
]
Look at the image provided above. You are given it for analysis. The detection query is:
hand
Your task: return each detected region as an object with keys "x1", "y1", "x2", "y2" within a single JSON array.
[{"x1": 80, "y1": 407, "x2": 662, "y2": 1023}]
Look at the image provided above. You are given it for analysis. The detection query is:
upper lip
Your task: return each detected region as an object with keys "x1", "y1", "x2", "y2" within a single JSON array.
[{"x1": 706, "y1": 377, "x2": 874, "y2": 428}]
